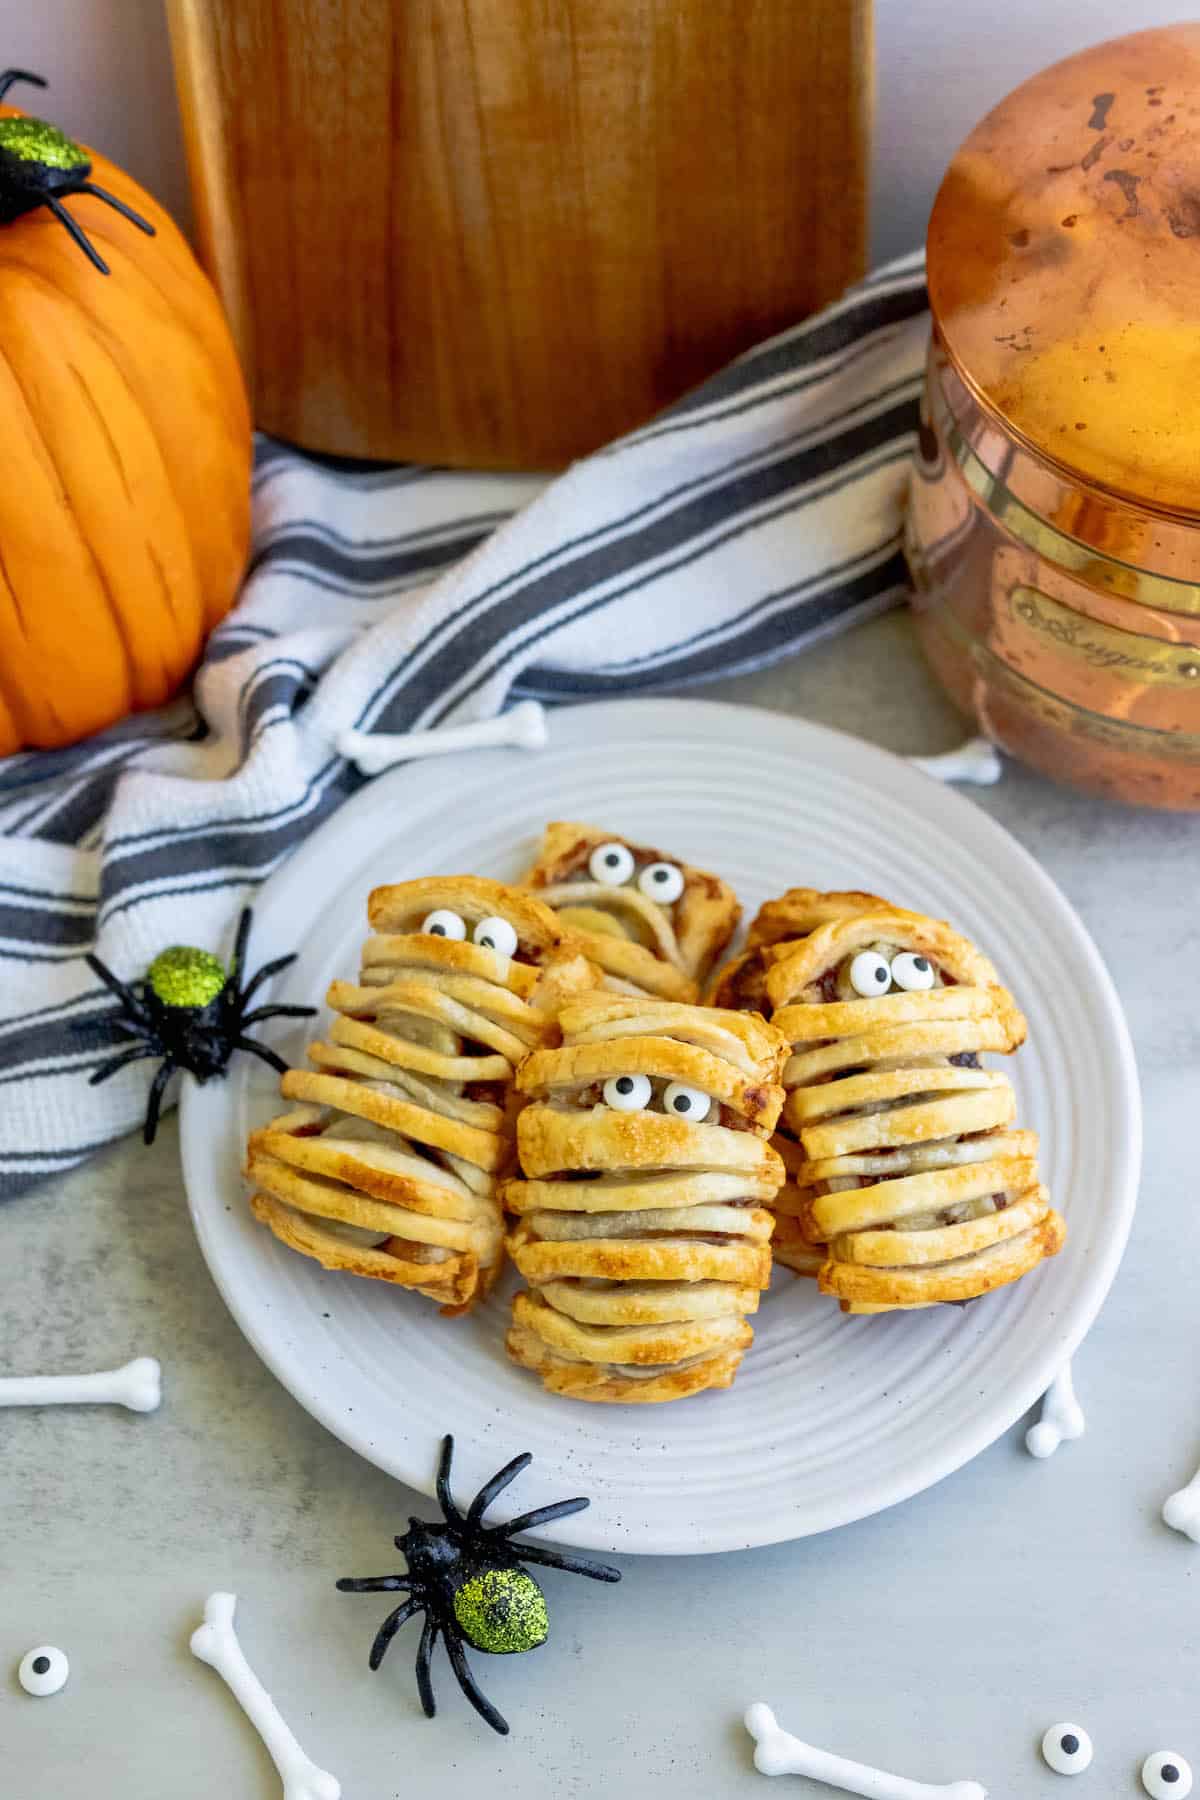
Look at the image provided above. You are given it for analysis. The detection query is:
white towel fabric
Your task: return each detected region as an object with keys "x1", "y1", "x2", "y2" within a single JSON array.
[{"x1": 0, "y1": 250, "x2": 929, "y2": 1196}]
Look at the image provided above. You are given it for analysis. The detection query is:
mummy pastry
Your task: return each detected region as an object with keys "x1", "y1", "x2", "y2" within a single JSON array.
[
  {"x1": 503, "y1": 994, "x2": 787, "y2": 1402},
  {"x1": 522, "y1": 822, "x2": 740, "y2": 1002},
  {"x1": 711, "y1": 889, "x2": 906, "y2": 1275},
  {"x1": 248, "y1": 877, "x2": 589, "y2": 1313},
  {"x1": 757, "y1": 899, "x2": 1065, "y2": 1312}
]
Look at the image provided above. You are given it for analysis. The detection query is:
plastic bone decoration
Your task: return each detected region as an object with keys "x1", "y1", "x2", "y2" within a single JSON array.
[
  {"x1": 337, "y1": 700, "x2": 547, "y2": 774},
  {"x1": 744, "y1": 1702, "x2": 988, "y2": 1800},
  {"x1": 0, "y1": 1355, "x2": 161, "y2": 1412},
  {"x1": 1163, "y1": 1461, "x2": 1200, "y2": 1544},
  {"x1": 1025, "y1": 1362, "x2": 1085, "y2": 1459},
  {"x1": 191, "y1": 1592, "x2": 341, "y2": 1800}
]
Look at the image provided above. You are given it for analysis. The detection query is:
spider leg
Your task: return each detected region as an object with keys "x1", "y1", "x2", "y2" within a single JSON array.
[
  {"x1": 88, "y1": 1044, "x2": 161, "y2": 1086},
  {"x1": 493, "y1": 1495, "x2": 592, "y2": 1536},
  {"x1": 436, "y1": 1434, "x2": 463, "y2": 1525},
  {"x1": 236, "y1": 1003, "x2": 316, "y2": 1027},
  {"x1": 0, "y1": 69, "x2": 47, "y2": 103},
  {"x1": 107, "y1": 1017, "x2": 157, "y2": 1042},
  {"x1": 77, "y1": 181, "x2": 155, "y2": 236},
  {"x1": 414, "y1": 1615, "x2": 439, "y2": 1718},
  {"x1": 46, "y1": 198, "x2": 110, "y2": 273},
  {"x1": 368, "y1": 1597, "x2": 421, "y2": 1670},
  {"x1": 335, "y1": 1575, "x2": 411, "y2": 1595},
  {"x1": 85, "y1": 955, "x2": 152, "y2": 1024},
  {"x1": 237, "y1": 951, "x2": 302, "y2": 1007},
  {"x1": 227, "y1": 906, "x2": 254, "y2": 990},
  {"x1": 443, "y1": 1623, "x2": 509, "y2": 1736},
  {"x1": 500, "y1": 1541, "x2": 622, "y2": 1583},
  {"x1": 231, "y1": 1035, "x2": 289, "y2": 1076},
  {"x1": 465, "y1": 1452, "x2": 533, "y2": 1529},
  {"x1": 143, "y1": 1059, "x2": 176, "y2": 1145}
]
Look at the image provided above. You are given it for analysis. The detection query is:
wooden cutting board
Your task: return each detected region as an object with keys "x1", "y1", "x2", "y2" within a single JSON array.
[{"x1": 168, "y1": 0, "x2": 871, "y2": 469}]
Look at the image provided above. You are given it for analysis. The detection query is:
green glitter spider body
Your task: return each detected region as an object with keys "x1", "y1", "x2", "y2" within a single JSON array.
[
  {"x1": 147, "y1": 946, "x2": 227, "y2": 1012},
  {"x1": 338, "y1": 1434, "x2": 620, "y2": 1735},
  {"x1": 453, "y1": 1568, "x2": 549, "y2": 1655},
  {"x1": 0, "y1": 115, "x2": 88, "y2": 170},
  {"x1": 0, "y1": 68, "x2": 155, "y2": 273},
  {"x1": 84, "y1": 906, "x2": 315, "y2": 1145}
]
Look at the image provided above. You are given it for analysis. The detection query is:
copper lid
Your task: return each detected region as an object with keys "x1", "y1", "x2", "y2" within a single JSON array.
[{"x1": 927, "y1": 25, "x2": 1200, "y2": 517}]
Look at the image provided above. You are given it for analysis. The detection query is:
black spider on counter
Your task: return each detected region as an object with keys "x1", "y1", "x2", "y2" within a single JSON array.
[
  {"x1": 337, "y1": 1434, "x2": 621, "y2": 1735},
  {"x1": 84, "y1": 906, "x2": 314, "y2": 1144}
]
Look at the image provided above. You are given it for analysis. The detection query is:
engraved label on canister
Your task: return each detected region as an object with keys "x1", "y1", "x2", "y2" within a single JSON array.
[{"x1": 1008, "y1": 586, "x2": 1200, "y2": 686}]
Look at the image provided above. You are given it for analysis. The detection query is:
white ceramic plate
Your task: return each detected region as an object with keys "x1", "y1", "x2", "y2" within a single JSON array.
[{"x1": 181, "y1": 699, "x2": 1139, "y2": 1555}]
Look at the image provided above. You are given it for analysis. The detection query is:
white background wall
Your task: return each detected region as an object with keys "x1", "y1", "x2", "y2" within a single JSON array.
[{"x1": 5, "y1": 1, "x2": 1200, "y2": 268}]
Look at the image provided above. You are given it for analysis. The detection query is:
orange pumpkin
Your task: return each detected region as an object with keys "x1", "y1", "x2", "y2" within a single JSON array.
[{"x1": 0, "y1": 99, "x2": 252, "y2": 755}]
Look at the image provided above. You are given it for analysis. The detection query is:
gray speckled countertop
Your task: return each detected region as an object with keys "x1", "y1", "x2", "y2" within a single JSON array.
[{"x1": 4, "y1": 613, "x2": 1195, "y2": 1798}]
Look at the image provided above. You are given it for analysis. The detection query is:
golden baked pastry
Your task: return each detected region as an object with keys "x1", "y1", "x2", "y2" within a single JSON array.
[
  {"x1": 754, "y1": 897, "x2": 1064, "y2": 1311},
  {"x1": 503, "y1": 994, "x2": 787, "y2": 1401},
  {"x1": 522, "y1": 822, "x2": 739, "y2": 1002},
  {"x1": 247, "y1": 876, "x2": 589, "y2": 1313},
  {"x1": 708, "y1": 887, "x2": 916, "y2": 1010},
  {"x1": 709, "y1": 889, "x2": 899, "y2": 1271}
]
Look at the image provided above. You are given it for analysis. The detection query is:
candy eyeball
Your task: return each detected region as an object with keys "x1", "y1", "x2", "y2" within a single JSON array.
[
  {"x1": 890, "y1": 950, "x2": 935, "y2": 992},
  {"x1": 603, "y1": 1073, "x2": 652, "y2": 1112},
  {"x1": 848, "y1": 950, "x2": 892, "y2": 997},
  {"x1": 589, "y1": 842, "x2": 635, "y2": 886},
  {"x1": 473, "y1": 915, "x2": 518, "y2": 957},
  {"x1": 637, "y1": 861, "x2": 685, "y2": 904},
  {"x1": 19, "y1": 1646, "x2": 69, "y2": 1697},
  {"x1": 421, "y1": 908, "x2": 466, "y2": 940},
  {"x1": 663, "y1": 1081, "x2": 711, "y2": 1122},
  {"x1": 1042, "y1": 1724, "x2": 1093, "y2": 1775},
  {"x1": 1143, "y1": 1752, "x2": 1193, "y2": 1798}
]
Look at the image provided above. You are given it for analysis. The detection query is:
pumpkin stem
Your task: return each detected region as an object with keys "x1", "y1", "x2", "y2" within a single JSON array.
[{"x1": 0, "y1": 69, "x2": 47, "y2": 105}]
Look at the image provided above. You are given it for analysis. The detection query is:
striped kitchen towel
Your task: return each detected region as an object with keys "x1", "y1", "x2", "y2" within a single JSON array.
[{"x1": 0, "y1": 250, "x2": 928, "y2": 1197}]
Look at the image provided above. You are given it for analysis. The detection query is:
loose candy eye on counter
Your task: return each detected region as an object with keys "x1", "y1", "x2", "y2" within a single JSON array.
[
  {"x1": 19, "y1": 1646, "x2": 69, "y2": 1697},
  {"x1": 1143, "y1": 1753, "x2": 1193, "y2": 1798},
  {"x1": 1041, "y1": 1724, "x2": 1093, "y2": 1775}
]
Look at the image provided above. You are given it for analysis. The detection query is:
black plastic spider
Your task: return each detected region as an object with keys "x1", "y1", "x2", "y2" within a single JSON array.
[
  {"x1": 0, "y1": 69, "x2": 154, "y2": 273},
  {"x1": 84, "y1": 906, "x2": 314, "y2": 1145},
  {"x1": 337, "y1": 1434, "x2": 621, "y2": 1735}
]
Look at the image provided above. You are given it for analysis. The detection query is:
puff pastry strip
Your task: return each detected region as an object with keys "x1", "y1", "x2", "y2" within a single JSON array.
[
  {"x1": 711, "y1": 889, "x2": 889, "y2": 1273},
  {"x1": 504, "y1": 993, "x2": 786, "y2": 1401},
  {"x1": 522, "y1": 821, "x2": 739, "y2": 1001},
  {"x1": 716, "y1": 893, "x2": 1065, "y2": 1310},
  {"x1": 504, "y1": 1326, "x2": 746, "y2": 1404},
  {"x1": 247, "y1": 876, "x2": 589, "y2": 1313},
  {"x1": 708, "y1": 887, "x2": 898, "y2": 1011}
]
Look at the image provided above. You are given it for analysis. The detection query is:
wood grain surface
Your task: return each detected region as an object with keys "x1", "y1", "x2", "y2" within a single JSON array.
[{"x1": 168, "y1": 0, "x2": 871, "y2": 468}]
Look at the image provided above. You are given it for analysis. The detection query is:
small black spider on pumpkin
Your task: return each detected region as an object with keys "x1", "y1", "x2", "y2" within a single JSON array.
[
  {"x1": 337, "y1": 1434, "x2": 621, "y2": 1735},
  {"x1": 0, "y1": 68, "x2": 154, "y2": 273},
  {"x1": 84, "y1": 905, "x2": 315, "y2": 1145}
]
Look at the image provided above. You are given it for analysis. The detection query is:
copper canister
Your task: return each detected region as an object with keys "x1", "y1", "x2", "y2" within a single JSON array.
[{"x1": 907, "y1": 25, "x2": 1200, "y2": 810}]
